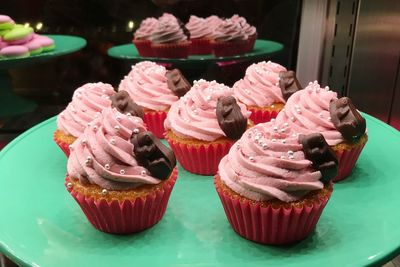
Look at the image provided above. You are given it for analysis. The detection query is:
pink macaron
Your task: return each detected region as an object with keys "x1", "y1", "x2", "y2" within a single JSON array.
[
  {"x1": 23, "y1": 39, "x2": 43, "y2": 55},
  {"x1": 7, "y1": 32, "x2": 34, "y2": 45},
  {"x1": 34, "y1": 34, "x2": 55, "y2": 51},
  {"x1": 0, "y1": 45, "x2": 29, "y2": 58}
]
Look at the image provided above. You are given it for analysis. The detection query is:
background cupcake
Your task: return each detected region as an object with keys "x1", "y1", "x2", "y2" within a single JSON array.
[
  {"x1": 215, "y1": 121, "x2": 338, "y2": 244},
  {"x1": 276, "y1": 81, "x2": 367, "y2": 181},
  {"x1": 185, "y1": 15, "x2": 213, "y2": 55},
  {"x1": 54, "y1": 82, "x2": 115, "y2": 156},
  {"x1": 231, "y1": 14, "x2": 257, "y2": 52},
  {"x1": 133, "y1": 17, "x2": 158, "y2": 57},
  {"x1": 118, "y1": 61, "x2": 190, "y2": 138},
  {"x1": 150, "y1": 14, "x2": 191, "y2": 58},
  {"x1": 210, "y1": 18, "x2": 248, "y2": 57},
  {"x1": 66, "y1": 95, "x2": 177, "y2": 234},
  {"x1": 233, "y1": 61, "x2": 302, "y2": 124},
  {"x1": 164, "y1": 79, "x2": 251, "y2": 175}
]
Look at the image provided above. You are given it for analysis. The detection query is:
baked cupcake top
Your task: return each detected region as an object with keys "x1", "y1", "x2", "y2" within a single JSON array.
[
  {"x1": 57, "y1": 82, "x2": 115, "y2": 138},
  {"x1": 233, "y1": 61, "x2": 288, "y2": 107},
  {"x1": 185, "y1": 15, "x2": 213, "y2": 39},
  {"x1": 118, "y1": 61, "x2": 190, "y2": 111},
  {"x1": 151, "y1": 15, "x2": 188, "y2": 44},
  {"x1": 212, "y1": 19, "x2": 247, "y2": 42},
  {"x1": 276, "y1": 81, "x2": 366, "y2": 146},
  {"x1": 134, "y1": 17, "x2": 158, "y2": 40},
  {"x1": 205, "y1": 15, "x2": 223, "y2": 31},
  {"x1": 68, "y1": 105, "x2": 176, "y2": 191},
  {"x1": 164, "y1": 79, "x2": 250, "y2": 141},
  {"x1": 218, "y1": 120, "x2": 338, "y2": 202},
  {"x1": 231, "y1": 14, "x2": 256, "y2": 37}
]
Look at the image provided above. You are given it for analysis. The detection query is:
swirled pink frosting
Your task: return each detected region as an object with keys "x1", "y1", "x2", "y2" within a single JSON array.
[
  {"x1": 164, "y1": 79, "x2": 250, "y2": 141},
  {"x1": 275, "y1": 81, "x2": 344, "y2": 146},
  {"x1": 118, "y1": 61, "x2": 178, "y2": 111},
  {"x1": 151, "y1": 16, "x2": 187, "y2": 44},
  {"x1": 233, "y1": 61, "x2": 287, "y2": 106},
  {"x1": 134, "y1": 17, "x2": 158, "y2": 40},
  {"x1": 67, "y1": 107, "x2": 162, "y2": 190},
  {"x1": 219, "y1": 120, "x2": 323, "y2": 202},
  {"x1": 185, "y1": 15, "x2": 212, "y2": 39},
  {"x1": 212, "y1": 19, "x2": 247, "y2": 42},
  {"x1": 231, "y1": 14, "x2": 256, "y2": 37},
  {"x1": 205, "y1": 15, "x2": 223, "y2": 31},
  {"x1": 159, "y1": 13, "x2": 178, "y2": 23},
  {"x1": 57, "y1": 82, "x2": 115, "y2": 137}
]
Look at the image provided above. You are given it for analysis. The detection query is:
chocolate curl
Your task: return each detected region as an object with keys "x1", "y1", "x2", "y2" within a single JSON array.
[
  {"x1": 166, "y1": 69, "x2": 191, "y2": 97},
  {"x1": 111, "y1": 91, "x2": 144, "y2": 119},
  {"x1": 278, "y1": 71, "x2": 302, "y2": 101}
]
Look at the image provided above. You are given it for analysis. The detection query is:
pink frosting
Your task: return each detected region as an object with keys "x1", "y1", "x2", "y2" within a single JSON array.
[
  {"x1": 67, "y1": 107, "x2": 161, "y2": 190},
  {"x1": 185, "y1": 15, "x2": 212, "y2": 39},
  {"x1": 164, "y1": 79, "x2": 250, "y2": 141},
  {"x1": 57, "y1": 82, "x2": 115, "y2": 138},
  {"x1": 118, "y1": 61, "x2": 178, "y2": 111},
  {"x1": 233, "y1": 61, "x2": 287, "y2": 106},
  {"x1": 275, "y1": 81, "x2": 344, "y2": 146},
  {"x1": 205, "y1": 15, "x2": 223, "y2": 31},
  {"x1": 151, "y1": 17, "x2": 187, "y2": 43},
  {"x1": 212, "y1": 19, "x2": 247, "y2": 42},
  {"x1": 219, "y1": 120, "x2": 323, "y2": 202},
  {"x1": 159, "y1": 13, "x2": 178, "y2": 23},
  {"x1": 231, "y1": 14, "x2": 256, "y2": 37},
  {"x1": 134, "y1": 17, "x2": 158, "y2": 40}
]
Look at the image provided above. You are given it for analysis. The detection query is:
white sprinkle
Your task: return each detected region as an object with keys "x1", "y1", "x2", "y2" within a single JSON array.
[
  {"x1": 87, "y1": 122, "x2": 91, "y2": 127},
  {"x1": 273, "y1": 126, "x2": 278, "y2": 132},
  {"x1": 271, "y1": 118, "x2": 276, "y2": 122},
  {"x1": 249, "y1": 156, "x2": 255, "y2": 162},
  {"x1": 280, "y1": 155, "x2": 286, "y2": 159},
  {"x1": 280, "y1": 128, "x2": 285, "y2": 133},
  {"x1": 116, "y1": 115, "x2": 121, "y2": 121},
  {"x1": 290, "y1": 116, "x2": 295, "y2": 122},
  {"x1": 81, "y1": 139, "x2": 87, "y2": 145},
  {"x1": 110, "y1": 138, "x2": 116, "y2": 145},
  {"x1": 105, "y1": 164, "x2": 110, "y2": 170},
  {"x1": 282, "y1": 139, "x2": 286, "y2": 144},
  {"x1": 67, "y1": 182, "x2": 72, "y2": 188},
  {"x1": 262, "y1": 143, "x2": 268, "y2": 150},
  {"x1": 296, "y1": 109, "x2": 302, "y2": 114},
  {"x1": 271, "y1": 105, "x2": 275, "y2": 108},
  {"x1": 101, "y1": 189, "x2": 108, "y2": 195},
  {"x1": 319, "y1": 113, "x2": 324, "y2": 118},
  {"x1": 325, "y1": 86, "x2": 330, "y2": 90},
  {"x1": 206, "y1": 95, "x2": 212, "y2": 102},
  {"x1": 120, "y1": 169, "x2": 125, "y2": 175},
  {"x1": 141, "y1": 170, "x2": 147, "y2": 176},
  {"x1": 283, "y1": 123, "x2": 288, "y2": 127},
  {"x1": 272, "y1": 139, "x2": 276, "y2": 143},
  {"x1": 292, "y1": 133, "x2": 297, "y2": 138},
  {"x1": 93, "y1": 125, "x2": 98, "y2": 131},
  {"x1": 289, "y1": 155, "x2": 294, "y2": 160},
  {"x1": 328, "y1": 117, "x2": 332, "y2": 121},
  {"x1": 69, "y1": 145, "x2": 74, "y2": 150},
  {"x1": 254, "y1": 136, "x2": 260, "y2": 141},
  {"x1": 114, "y1": 125, "x2": 120, "y2": 131},
  {"x1": 288, "y1": 150, "x2": 294, "y2": 155},
  {"x1": 126, "y1": 113, "x2": 131, "y2": 117}
]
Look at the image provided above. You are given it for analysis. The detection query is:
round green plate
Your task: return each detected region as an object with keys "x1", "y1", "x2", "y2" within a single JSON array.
[
  {"x1": 0, "y1": 114, "x2": 399, "y2": 267},
  {"x1": 107, "y1": 39, "x2": 283, "y2": 65},
  {"x1": 0, "y1": 35, "x2": 87, "y2": 68}
]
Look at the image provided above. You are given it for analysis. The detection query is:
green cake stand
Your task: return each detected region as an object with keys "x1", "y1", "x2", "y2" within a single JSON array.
[
  {"x1": 0, "y1": 114, "x2": 399, "y2": 267},
  {"x1": 0, "y1": 35, "x2": 86, "y2": 118},
  {"x1": 107, "y1": 39, "x2": 283, "y2": 66}
]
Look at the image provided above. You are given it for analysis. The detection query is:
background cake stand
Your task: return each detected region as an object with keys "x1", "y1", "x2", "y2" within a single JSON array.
[
  {"x1": 0, "y1": 35, "x2": 87, "y2": 118},
  {"x1": 0, "y1": 114, "x2": 399, "y2": 267}
]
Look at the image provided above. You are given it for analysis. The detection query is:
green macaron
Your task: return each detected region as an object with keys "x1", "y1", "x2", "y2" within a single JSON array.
[{"x1": 3, "y1": 27, "x2": 33, "y2": 41}]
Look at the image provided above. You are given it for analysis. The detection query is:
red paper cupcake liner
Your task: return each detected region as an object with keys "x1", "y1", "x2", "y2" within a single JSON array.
[
  {"x1": 53, "y1": 131, "x2": 72, "y2": 157},
  {"x1": 246, "y1": 34, "x2": 257, "y2": 53},
  {"x1": 215, "y1": 177, "x2": 332, "y2": 245},
  {"x1": 248, "y1": 107, "x2": 280, "y2": 125},
  {"x1": 143, "y1": 110, "x2": 167, "y2": 139},
  {"x1": 166, "y1": 137, "x2": 233, "y2": 175},
  {"x1": 189, "y1": 38, "x2": 212, "y2": 55},
  {"x1": 133, "y1": 39, "x2": 154, "y2": 57},
  {"x1": 211, "y1": 40, "x2": 248, "y2": 57},
  {"x1": 332, "y1": 140, "x2": 367, "y2": 182},
  {"x1": 151, "y1": 41, "x2": 191, "y2": 59},
  {"x1": 65, "y1": 168, "x2": 178, "y2": 234}
]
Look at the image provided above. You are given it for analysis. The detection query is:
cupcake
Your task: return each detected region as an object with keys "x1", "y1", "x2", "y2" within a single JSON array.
[
  {"x1": 150, "y1": 14, "x2": 191, "y2": 58},
  {"x1": 215, "y1": 121, "x2": 338, "y2": 244},
  {"x1": 233, "y1": 61, "x2": 302, "y2": 124},
  {"x1": 133, "y1": 17, "x2": 158, "y2": 57},
  {"x1": 66, "y1": 91, "x2": 177, "y2": 234},
  {"x1": 276, "y1": 81, "x2": 367, "y2": 182},
  {"x1": 165, "y1": 79, "x2": 251, "y2": 175},
  {"x1": 54, "y1": 82, "x2": 115, "y2": 157},
  {"x1": 210, "y1": 18, "x2": 248, "y2": 57},
  {"x1": 205, "y1": 15, "x2": 223, "y2": 31},
  {"x1": 231, "y1": 14, "x2": 257, "y2": 52},
  {"x1": 118, "y1": 61, "x2": 191, "y2": 138},
  {"x1": 185, "y1": 15, "x2": 213, "y2": 55}
]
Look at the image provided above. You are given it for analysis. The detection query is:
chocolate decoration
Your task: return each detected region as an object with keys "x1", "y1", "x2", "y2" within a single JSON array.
[
  {"x1": 177, "y1": 18, "x2": 190, "y2": 39},
  {"x1": 329, "y1": 97, "x2": 366, "y2": 143},
  {"x1": 111, "y1": 91, "x2": 144, "y2": 119},
  {"x1": 299, "y1": 133, "x2": 338, "y2": 183},
  {"x1": 216, "y1": 96, "x2": 247, "y2": 140},
  {"x1": 131, "y1": 131, "x2": 176, "y2": 180},
  {"x1": 166, "y1": 69, "x2": 191, "y2": 97},
  {"x1": 278, "y1": 71, "x2": 302, "y2": 101}
]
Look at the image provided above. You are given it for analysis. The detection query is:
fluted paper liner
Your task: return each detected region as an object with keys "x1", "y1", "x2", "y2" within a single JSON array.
[
  {"x1": 151, "y1": 41, "x2": 191, "y2": 59},
  {"x1": 143, "y1": 110, "x2": 167, "y2": 139},
  {"x1": 214, "y1": 175, "x2": 332, "y2": 245},
  {"x1": 65, "y1": 168, "x2": 178, "y2": 234},
  {"x1": 189, "y1": 38, "x2": 212, "y2": 55},
  {"x1": 133, "y1": 39, "x2": 154, "y2": 57},
  {"x1": 211, "y1": 40, "x2": 248, "y2": 57},
  {"x1": 248, "y1": 107, "x2": 280, "y2": 125}
]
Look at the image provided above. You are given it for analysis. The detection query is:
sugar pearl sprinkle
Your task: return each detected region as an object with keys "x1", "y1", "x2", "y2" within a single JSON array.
[
  {"x1": 81, "y1": 139, "x2": 87, "y2": 145},
  {"x1": 116, "y1": 115, "x2": 121, "y2": 121},
  {"x1": 120, "y1": 169, "x2": 125, "y2": 175},
  {"x1": 133, "y1": 128, "x2": 140, "y2": 134},
  {"x1": 110, "y1": 138, "x2": 116, "y2": 145},
  {"x1": 67, "y1": 182, "x2": 72, "y2": 188},
  {"x1": 114, "y1": 125, "x2": 120, "y2": 131},
  {"x1": 105, "y1": 164, "x2": 110, "y2": 170},
  {"x1": 249, "y1": 156, "x2": 255, "y2": 162},
  {"x1": 262, "y1": 143, "x2": 268, "y2": 150},
  {"x1": 101, "y1": 189, "x2": 108, "y2": 195},
  {"x1": 141, "y1": 170, "x2": 147, "y2": 176},
  {"x1": 69, "y1": 145, "x2": 74, "y2": 151}
]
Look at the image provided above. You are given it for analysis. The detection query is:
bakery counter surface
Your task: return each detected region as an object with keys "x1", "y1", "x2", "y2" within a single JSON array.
[{"x1": 0, "y1": 114, "x2": 399, "y2": 267}]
